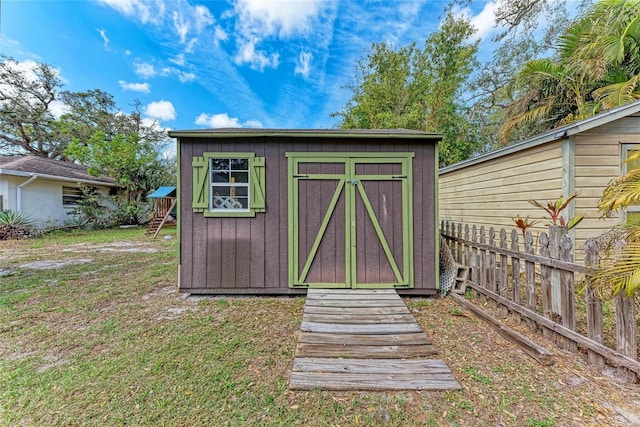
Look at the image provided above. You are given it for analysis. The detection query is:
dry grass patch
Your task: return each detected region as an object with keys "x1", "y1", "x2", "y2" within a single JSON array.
[{"x1": 1, "y1": 228, "x2": 639, "y2": 426}]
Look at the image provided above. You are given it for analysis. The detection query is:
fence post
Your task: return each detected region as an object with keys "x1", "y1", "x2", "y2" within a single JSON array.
[
  {"x1": 559, "y1": 233, "x2": 577, "y2": 352},
  {"x1": 539, "y1": 232, "x2": 554, "y2": 340},
  {"x1": 499, "y1": 228, "x2": 509, "y2": 316},
  {"x1": 525, "y1": 231, "x2": 536, "y2": 332},
  {"x1": 457, "y1": 223, "x2": 463, "y2": 264},
  {"x1": 616, "y1": 293, "x2": 637, "y2": 382},
  {"x1": 511, "y1": 229, "x2": 521, "y2": 323},
  {"x1": 479, "y1": 226, "x2": 487, "y2": 291},
  {"x1": 471, "y1": 225, "x2": 479, "y2": 296},
  {"x1": 549, "y1": 225, "x2": 568, "y2": 315},
  {"x1": 488, "y1": 228, "x2": 497, "y2": 298},
  {"x1": 583, "y1": 238, "x2": 605, "y2": 370},
  {"x1": 464, "y1": 224, "x2": 470, "y2": 268}
]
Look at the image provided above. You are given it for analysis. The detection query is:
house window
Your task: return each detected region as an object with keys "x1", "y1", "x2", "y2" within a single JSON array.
[
  {"x1": 210, "y1": 158, "x2": 250, "y2": 211},
  {"x1": 62, "y1": 186, "x2": 83, "y2": 206},
  {"x1": 192, "y1": 152, "x2": 265, "y2": 217},
  {"x1": 622, "y1": 144, "x2": 640, "y2": 225}
]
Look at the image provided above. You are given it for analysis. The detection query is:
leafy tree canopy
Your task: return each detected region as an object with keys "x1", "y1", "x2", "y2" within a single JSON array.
[{"x1": 333, "y1": 9, "x2": 480, "y2": 166}]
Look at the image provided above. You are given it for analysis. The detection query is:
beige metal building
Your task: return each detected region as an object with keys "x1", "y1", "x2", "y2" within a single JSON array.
[{"x1": 439, "y1": 100, "x2": 640, "y2": 260}]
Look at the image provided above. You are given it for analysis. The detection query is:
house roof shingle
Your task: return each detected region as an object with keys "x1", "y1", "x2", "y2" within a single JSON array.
[{"x1": 0, "y1": 156, "x2": 118, "y2": 186}]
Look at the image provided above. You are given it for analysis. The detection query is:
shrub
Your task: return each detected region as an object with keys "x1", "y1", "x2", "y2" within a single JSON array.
[{"x1": 0, "y1": 210, "x2": 35, "y2": 240}]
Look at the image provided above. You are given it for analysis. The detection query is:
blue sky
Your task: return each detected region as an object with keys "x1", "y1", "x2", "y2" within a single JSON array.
[{"x1": 2, "y1": 0, "x2": 528, "y2": 132}]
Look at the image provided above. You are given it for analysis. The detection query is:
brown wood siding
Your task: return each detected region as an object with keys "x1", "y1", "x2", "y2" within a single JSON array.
[{"x1": 179, "y1": 136, "x2": 437, "y2": 295}]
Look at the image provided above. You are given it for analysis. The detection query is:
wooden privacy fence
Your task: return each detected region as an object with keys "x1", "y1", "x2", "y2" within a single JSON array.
[{"x1": 440, "y1": 221, "x2": 639, "y2": 381}]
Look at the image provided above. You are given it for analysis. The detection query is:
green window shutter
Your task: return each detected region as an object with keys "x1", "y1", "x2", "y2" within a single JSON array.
[
  {"x1": 192, "y1": 156, "x2": 210, "y2": 212},
  {"x1": 250, "y1": 156, "x2": 266, "y2": 212}
]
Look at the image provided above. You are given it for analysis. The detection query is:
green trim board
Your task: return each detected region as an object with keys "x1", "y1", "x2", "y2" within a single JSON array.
[{"x1": 288, "y1": 152, "x2": 414, "y2": 289}]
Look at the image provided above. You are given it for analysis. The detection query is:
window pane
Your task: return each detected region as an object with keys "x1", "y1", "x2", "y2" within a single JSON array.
[
  {"x1": 212, "y1": 171, "x2": 230, "y2": 183},
  {"x1": 233, "y1": 186, "x2": 248, "y2": 197},
  {"x1": 213, "y1": 186, "x2": 231, "y2": 197},
  {"x1": 231, "y1": 159, "x2": 249, "y2": 170},
  {"x1": 235, "y1": 197, "x2": 249, "y2": 209},
  {"x1": 231, "y1": 171, "x2": 249, "y2": 183},
  {"x1": 211, "y1": 159, "x2": 229, "y2": 171}
]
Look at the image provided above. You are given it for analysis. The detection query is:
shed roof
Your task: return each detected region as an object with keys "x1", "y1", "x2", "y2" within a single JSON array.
[
  {"x1": 440, "y1": 99, "x2": 640, "y2": 174},
  {"x1": 148, "y1": 186, "x2": 176, "y2": 198},
  {"x1": 0, "y1": 156, "x2": 118, "y2": 186},
  {"x1": 168, "y1": 128, "x2": 442, "y2": 141}
]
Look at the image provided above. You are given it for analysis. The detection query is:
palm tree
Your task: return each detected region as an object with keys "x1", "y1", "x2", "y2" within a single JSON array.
[
  {"x1": 592, "y1": 150, "x2": 640, "y2": 297},
  {"x1": 500, "y1": 0, "x2": 640, "y2": 145}
]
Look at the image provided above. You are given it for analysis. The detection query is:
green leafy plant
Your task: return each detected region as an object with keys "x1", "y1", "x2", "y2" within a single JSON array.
[
  {"x1": 528, "y1": 193, "x2": 585, "y2": 229},
  {"x1": 0, "y1": 210, "x2": 34, "y2": 227},
  {"x1": 512, "y1": 214, "x2": 538, "y2": 236}
]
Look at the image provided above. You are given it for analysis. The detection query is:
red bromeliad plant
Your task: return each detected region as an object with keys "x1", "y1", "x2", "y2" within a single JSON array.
[
  {"x1": 528, "y1": 193, "x2": 585, "y2": 230},
  {"x1": 512, "y1": 215, "x2": 538, "y2": 237}
]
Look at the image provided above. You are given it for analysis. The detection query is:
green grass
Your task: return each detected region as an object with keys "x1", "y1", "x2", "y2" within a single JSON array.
[{"x1": 0, "y1": 229, "x2": 635, "y2": 426}]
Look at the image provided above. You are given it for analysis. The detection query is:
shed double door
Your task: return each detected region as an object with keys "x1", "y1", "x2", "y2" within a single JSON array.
[{"x1": 288, "y1": 153, "x2": 414, "y2": 289}]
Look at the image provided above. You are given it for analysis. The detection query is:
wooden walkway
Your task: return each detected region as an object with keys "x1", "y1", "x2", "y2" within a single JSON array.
[{"x1": 289, "y1": 289, "x2": 461, "y2": 391}]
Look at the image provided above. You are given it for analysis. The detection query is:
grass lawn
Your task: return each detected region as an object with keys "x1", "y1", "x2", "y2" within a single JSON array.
[{"x1": 1, "y1": 228, "x2": 639, "y2": 426}]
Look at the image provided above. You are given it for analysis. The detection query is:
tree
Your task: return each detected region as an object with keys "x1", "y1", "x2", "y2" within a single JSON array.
[
  {"x1": 498, "y1": 0, "x2": 640, "y2": 145},
  {"x1": 591, "y1": 150, "x2": 640, "y2": 297},
  {"x1": 0, "y1": 55, "x2": 65, "y2": 158},
  {"x1": 333, "y1": 9, "x2": 480, "y2": 166}
]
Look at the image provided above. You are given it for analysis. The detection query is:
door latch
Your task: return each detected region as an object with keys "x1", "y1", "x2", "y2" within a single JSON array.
[{"x1": 350, "y1": 179, "x2": 359, "y2": 185}]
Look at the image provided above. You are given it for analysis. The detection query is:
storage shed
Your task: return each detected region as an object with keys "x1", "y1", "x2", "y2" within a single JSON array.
[
  {"x1": 439, "y1": 100, "x2": 640, "y2": 260},
  {"x1": 169, "y1": 128, "x2": 441, "y2": 295}
]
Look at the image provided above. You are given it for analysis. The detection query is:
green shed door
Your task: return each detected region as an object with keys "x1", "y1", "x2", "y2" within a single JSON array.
[{"x1": 287, "y1": 153, "x2": 414, "y2": 289}]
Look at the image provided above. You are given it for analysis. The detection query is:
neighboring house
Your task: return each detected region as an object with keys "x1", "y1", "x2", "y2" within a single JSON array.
[
  {"x1": 169, "y1": 128, "x2": 441, "y2": 295},
  {"x1": 439, "y1": 99, "x2": 640, "y2": 260},
  {"x1": 0, "y1": 156, "x2": 119, "y2": 227}
]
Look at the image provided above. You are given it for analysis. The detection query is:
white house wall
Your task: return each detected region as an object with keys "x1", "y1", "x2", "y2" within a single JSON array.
[{"x1": 3, "y1": 176, "x2": 113, "y2": 228}]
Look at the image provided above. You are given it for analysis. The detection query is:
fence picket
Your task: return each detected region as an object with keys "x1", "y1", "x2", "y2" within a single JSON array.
[
  {"x1": 524, "y1": 231, "x2": 536, "y2": 332},
  {"x1": 583, "y1": 238, "x2": 605, "y2": 370},
  {"x1": 560, "y1": 234, "x2": 577, "y2": 352},
  {"x1": 510, "y1": 230, "x2": 521, "y2": 323}
]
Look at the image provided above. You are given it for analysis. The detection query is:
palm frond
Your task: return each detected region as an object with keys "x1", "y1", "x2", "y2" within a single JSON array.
[
  {"x1": 598, "y1": 168, "x2": 640, "y2": 215},
  {"x1": 590, "y1": 241, "x2": 640, "y2": 298}
]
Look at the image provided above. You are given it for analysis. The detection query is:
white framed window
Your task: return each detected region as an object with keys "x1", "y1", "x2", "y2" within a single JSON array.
[
  {"x1": 210, "y1": 158, "x2": 250, "y2": 211},
  {"x1": 622, "y1": 144, "x2": 640, "y2": 225},
  {"x1": 62, "y1": 186, "x2": 83, "y2": 206},
  {"x1": 192, "y1": 152, "x2": 265, "y2": 217}
]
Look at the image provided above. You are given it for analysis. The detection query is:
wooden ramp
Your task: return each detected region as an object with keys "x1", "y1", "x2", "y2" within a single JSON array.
[{"x1": 289, "y1": 289, "x2": 461, "y2": 391}]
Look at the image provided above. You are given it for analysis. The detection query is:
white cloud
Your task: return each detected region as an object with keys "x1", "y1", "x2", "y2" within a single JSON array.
[
  {"x1": 49, "y1": 100, "x2": 70, "y2": 119},
  {"x1": 232, "y1": 0, "x2": 329, "y2": 70},
  {"x1": 97, "y1": 28, "x2": 110, "y2": 49},
  {"x1": 169, "y1": 53, "x2": 186, "y2": 66},
  {"x1": 234, "y1": 39, "x2": 279, "y2": 71},
  {"x1": 160, "y1": 66, "x2": 196, "y2": 82},
  {"x1": 455, "y1": 1, "x2": 499, "y2": 41},
  {"x1": 134, "y1": 61, "x2": 156, "y2": 78},
  {"x1": 96, "y1": 0, "x2": 156, "y2": 24},
  {"x1": 234, "y1": 0, "x2": 326, "y2": 38},
  {"x1": 145, "y1": 100, "x2": 176, "y2": 121},
  {"x1": 118, "y1": 80, "x2": 151, "y2": 93},
  {"x1": 195, "y1": 113, "x2": 263, "y2": 129},
  {"x1": 214, "y1": 27, "x2": 228, "y2": 46},
  {"x1": 295, "y1": 51, "x2": 312, "y2": 78},
  {"x1": 172, "y1": 11, "x2": 189, "y2": 44}
]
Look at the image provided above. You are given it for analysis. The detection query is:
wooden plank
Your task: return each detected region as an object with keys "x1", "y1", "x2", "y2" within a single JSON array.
[
  {"x1": 467, "y1": 280, "x2": 640, "y2": 375},
  {"x1": 304, "y1": 299, "x2": 407, "y2": 308},
  {"x1": 295, "y1": 343, "x2": 437, "y2": 358},
  {"x1": 306, "y1": 293, "x2": 401, "y2": 300},
  {"x1": 302, "y1": 313, "x2": 417, "y2": 324},
  {"x1": 297, "y1": 331, "x2": 430, "y2": 345},
  {"x1": 293, "y1": 357, "x2": 449, "y2": 374},
  {"x1": 308, "y1": 288, "x2": 397, "y2": 295},
  {"x1": 289, "y1": 372, "x2": 461, "y2": 391},
  {"x1": 451, "y1": 293, "x2": 554, "y2": 366},
  {"x1": 301, "y1": 321, "x2": 423, "y2": 334},
  {"x1": 303, "y1": 305, "x2": 410, "y2": 315}
]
